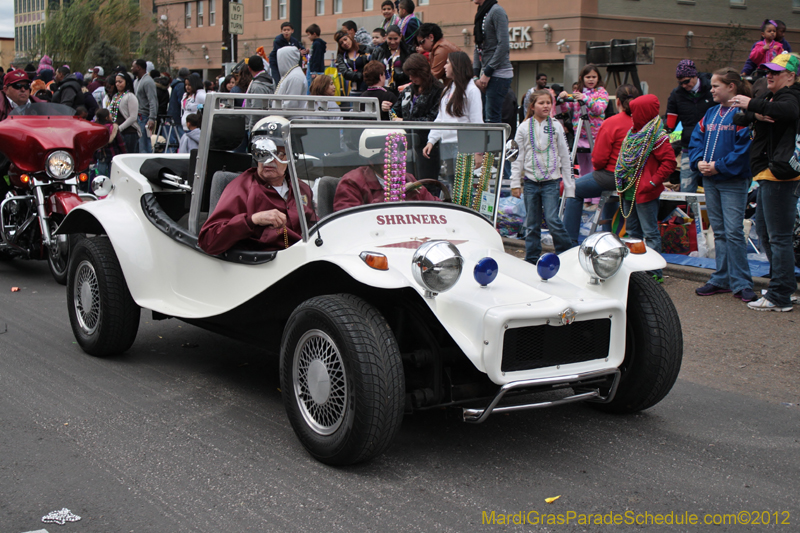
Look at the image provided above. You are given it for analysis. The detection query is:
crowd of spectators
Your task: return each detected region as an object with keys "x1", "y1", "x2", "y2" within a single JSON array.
[{"x1": 1, "y1": 0, "x2": 796, "y2": 310}]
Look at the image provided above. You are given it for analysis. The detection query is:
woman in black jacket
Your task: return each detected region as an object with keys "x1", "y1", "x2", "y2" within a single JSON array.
[
  {"x1": 335, "y1": 31, "x2": 370, "y2": 97},
  {"x1": 731, "y1": 53, "x2": 800, "y2": 312},
  {"x1": 391, "y1": 53, "x2": 444, "y2": 182},
  {"x1": 371, "y1": 25, "x2": 411, "y2": 95}
]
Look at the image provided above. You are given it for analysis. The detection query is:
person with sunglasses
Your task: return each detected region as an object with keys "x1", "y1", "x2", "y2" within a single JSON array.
[
  {"x1": 666, "y1": 59, "x2": 715, "y2": 192},
  {"x1": 0, "y1": 70, "x2": 39, "y2": 122},
  {"x1": 198, "y1": 116, "x2": 317, "y2": 256}
]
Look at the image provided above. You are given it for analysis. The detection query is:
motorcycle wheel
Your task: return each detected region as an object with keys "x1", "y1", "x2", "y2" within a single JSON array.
[
  {"x1": 47, "y1": 216, "x2": 74, "y2": 285},
  {"x1": 67, "y1": 236, "x2": 140, "y2": 357}
]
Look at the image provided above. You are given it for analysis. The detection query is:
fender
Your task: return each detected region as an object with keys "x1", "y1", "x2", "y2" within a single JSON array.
[{"x1": 46, "y1": 191, "x2": 84, "y2": 217}]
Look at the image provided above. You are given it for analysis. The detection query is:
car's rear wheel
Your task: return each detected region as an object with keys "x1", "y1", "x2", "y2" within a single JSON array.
[
  {"x1": 592, "y1": 272, "x2": 683, "y2": 414},
  {"x1": 280, "y1": 294, "x2": 405, "y2": 466},
  {"x1": 67, "y1": 236, "x2": 140, "y2": 357}
]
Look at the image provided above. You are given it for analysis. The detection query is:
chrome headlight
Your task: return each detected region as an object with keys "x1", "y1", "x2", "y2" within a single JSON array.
[
  {"x1": 46, "y1": 150, "x2": 74, "y2": 180},
  {"x1": 578, "y1": 232, "x2": 629, "y2": 283},
  {"x1": 411, "y1": 240, "x2": 464, "y2": 297}
]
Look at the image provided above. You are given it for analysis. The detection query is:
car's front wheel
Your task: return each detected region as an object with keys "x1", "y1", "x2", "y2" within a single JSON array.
[
  {"x1": 592, "y1": 272, "x2": 683, "y2": 414},
  {"x1": 280, "y1": 294, "x2": 405, "y2": 466},
  {"x1": 67, "y1": 236, "x2": 140, "y2": 357}
]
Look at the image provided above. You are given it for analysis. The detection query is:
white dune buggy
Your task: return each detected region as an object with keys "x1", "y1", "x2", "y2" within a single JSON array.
[{"x1": 58, "y1": 94, "x2": 682, "y2": 465}]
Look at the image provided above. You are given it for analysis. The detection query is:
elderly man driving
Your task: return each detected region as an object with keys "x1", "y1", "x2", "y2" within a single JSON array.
[{"x1": 198, "y1": 116, "x2": 317, "y2": 255}]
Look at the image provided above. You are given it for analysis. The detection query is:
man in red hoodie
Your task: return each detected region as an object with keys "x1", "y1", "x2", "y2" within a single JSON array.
[{"x1": 615, "y1": 94, "x2": 677, "y2": 282}]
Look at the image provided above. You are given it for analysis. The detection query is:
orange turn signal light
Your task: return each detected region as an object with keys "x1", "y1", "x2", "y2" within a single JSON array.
[
  {"x1": 78, "y1": 173, "x2": 89, "y2": 182},
  {"x1": 623, "y1": 239, "x2": 647, "y2": 254},
  {"x1": 359, "y1": 251, "x2": 389, "y2": 271},
  {"x1": 20, "y1": 174, "x2": 30, "y2": 183}
]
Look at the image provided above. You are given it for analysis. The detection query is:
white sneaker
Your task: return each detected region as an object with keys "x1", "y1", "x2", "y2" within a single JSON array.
[
  {"x1": 748, "y1": 297, "x2": 793, "y2": 312},
  {"x1": 761, "y1": 290, "x2": 799, "y2": 304}
]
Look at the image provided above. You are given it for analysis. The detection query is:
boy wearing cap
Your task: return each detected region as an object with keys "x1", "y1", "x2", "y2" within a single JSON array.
[
  {"x1": 666, "y1": 59, "x2": 714, "y2": 193},
  {"x1": 731, "y1": 52, "x2": 800, "y2": 312}
]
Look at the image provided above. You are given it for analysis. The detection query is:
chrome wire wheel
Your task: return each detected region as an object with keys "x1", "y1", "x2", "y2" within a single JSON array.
[
  {"x1": 73, "y1": 259, "x2": 100, "y2": 335},
  {"x1": 293, "y1": 329, "x2": 348, "y2": 435}
]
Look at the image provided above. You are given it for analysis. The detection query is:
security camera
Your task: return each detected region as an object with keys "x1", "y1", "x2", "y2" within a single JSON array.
[
  {"x1": 543, "y1": 23, "x2": 551, "y2": 31},
  {"x1": 556, "y1": 38, "x2": 566, "y2": 46}
]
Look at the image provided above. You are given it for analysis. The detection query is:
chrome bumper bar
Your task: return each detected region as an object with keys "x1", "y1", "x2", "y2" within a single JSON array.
[{"x1": 462, "y1": 369, "x2": 620, "y2": 423}]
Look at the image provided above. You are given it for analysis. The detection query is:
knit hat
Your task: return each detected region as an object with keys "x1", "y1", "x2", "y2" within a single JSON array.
[
  {"x1": 675, "y1": 59, "x2": 698, "y2": 79},
  {"x1": 4, "y1": 70, "x2": 29, "y2": 87},
  {"x1": 37, "y1": 55, "x2": 54, "y2": 73},
  {"x1": 761, "y1": 52, "x2": 800, "y2": 73}
]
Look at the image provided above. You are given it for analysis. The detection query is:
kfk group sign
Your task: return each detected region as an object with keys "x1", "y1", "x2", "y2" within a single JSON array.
[{"x1": 509, "y1": 26, "x2": 532, "y2": 50}]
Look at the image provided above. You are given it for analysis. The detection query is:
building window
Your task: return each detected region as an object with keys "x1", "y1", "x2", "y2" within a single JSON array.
[
  {"x1": 316, "y1": 0, "x2": 324, "y2": 15},
  {"x1": 794, "y1": 0, "x2": 800, "y2": 9},
  {"x1": 730, "y1": 0, "x2": 745, "y2": 6},
  {"x1": 418, "y1": 0, "x2": 428, "y2": 4},
  {"x1": 209, "y1": 0, "x2": 215, "y2": 25},
  {"x1": 364, "y1": 0, "x2": 373, "y2": 10},
  {"x1": 334, "y1": 0, "x2": 342, "y2": 14},
  {"x1": 279, "y1": 0, "x2": 286, "y2": 19},
  {"x1": 185, "y1": 2, "x2": 191, "y2": 28},
  {"x1": 197, "y1": 0, "x2": 203, "y2": 26},
  {"x1": 263, "y1": 0, "x2": 271, "y2": 20}
]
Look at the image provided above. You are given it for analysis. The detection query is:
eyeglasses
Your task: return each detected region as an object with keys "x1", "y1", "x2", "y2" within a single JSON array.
[
  {"x1": 678, "y1": 78, "x2": 694, "y2": 86},
  {"x1": 9, "y1": 82, "x2": 31, "y2": 91}
]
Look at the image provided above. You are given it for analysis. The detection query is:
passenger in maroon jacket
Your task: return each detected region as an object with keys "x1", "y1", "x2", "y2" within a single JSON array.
[
  {"x1": 198, "y1": 117, "x2": 317, "y2": 255},
  {"x1": 333, "y1": 128, "x2": 439, "y2": 211}
]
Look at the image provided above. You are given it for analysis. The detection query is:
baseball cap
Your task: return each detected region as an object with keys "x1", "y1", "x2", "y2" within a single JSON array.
[
  {"x1": 761, "y1": 52, "x2": 800, "y2": 73},
  {"x1": 4, "y1": 70, "x2": 29, "y2": 87}
]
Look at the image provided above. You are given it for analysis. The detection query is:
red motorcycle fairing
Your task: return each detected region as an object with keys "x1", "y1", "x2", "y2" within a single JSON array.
[
  {"x1": 0, "y1": 115, "x2": 108, "y2": 174},
  {"x1": 47, "y1": 191, "x2": 85, "y2": 216}
]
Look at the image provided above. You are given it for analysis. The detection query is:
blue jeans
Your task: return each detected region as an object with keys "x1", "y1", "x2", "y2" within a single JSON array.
[
  {"x1": 482, "y1": 76, "x2": 512, "y2": 123},
  {"x1": 137, "y1": 115, "x2": 153, "y2": 154},
  {"x1": 754, "y1": 180, "x2": 800, "y2": 307},
  {"x1": 704, "y1": 177, "x2": 752, "y2": 292},
  {"x1": 564, "y1": 172, "x2": 618, "y2": 246},
  {"x1": 680, "y1": 152, "x2": 700, "y2": 193},
  {"x1": 621, "y1": 197, "x2": 663, "y2": 277},
  {"x1": 523, "y1": 179, "x2": 572, "y2": 264}
]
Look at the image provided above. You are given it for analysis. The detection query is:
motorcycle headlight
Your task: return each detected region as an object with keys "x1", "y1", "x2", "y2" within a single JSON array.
[
  {"x1": 46, "y1": 150, "x2": 74, "y2": 180},
  {"x1": 411, "y1": 240, "x2": 463, "y2": 297},
  {"x1": 578, "y1": 232, "x2": 629, "y2": 283}
]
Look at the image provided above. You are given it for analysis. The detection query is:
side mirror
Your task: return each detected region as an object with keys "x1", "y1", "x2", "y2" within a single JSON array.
[{"x1": 504, "y1": 139, "x2": 519, "y2": 163}]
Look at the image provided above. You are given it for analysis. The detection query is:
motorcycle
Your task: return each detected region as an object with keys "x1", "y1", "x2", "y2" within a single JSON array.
[{"x1": 0, "y1": 103, "x2": 109, "y2": 284}]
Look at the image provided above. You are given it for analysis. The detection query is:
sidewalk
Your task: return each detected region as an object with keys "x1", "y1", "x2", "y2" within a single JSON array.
[{"x1": 501, "y1": 237, "x2": 774, "y2": 291}]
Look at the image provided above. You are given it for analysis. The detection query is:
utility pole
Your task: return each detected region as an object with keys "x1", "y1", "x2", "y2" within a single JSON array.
[
  {"x1": 290, "y1": 0, "x2": 302, "y2": 44},
  {"x1": 221, "y1": 0, "x2": 232, "y2": 64}
]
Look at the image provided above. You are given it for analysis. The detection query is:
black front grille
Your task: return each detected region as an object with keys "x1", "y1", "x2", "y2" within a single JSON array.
[{"x1": 501, "y1": 319, "x2": 611, "y2": 372}]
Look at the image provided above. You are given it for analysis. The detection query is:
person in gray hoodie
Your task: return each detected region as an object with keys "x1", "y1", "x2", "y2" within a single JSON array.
[
  {"x1": 274, "y1": 46, "x2": 307, "y2": 110},
  {"x1": 245, "y1": 55, "x2": 275, "y2": 132},
  {"x1": 178, "y1": 113, "x2": 202, "y2": 154},
  {"x1": 472, "y1": 0, "x2": 512, "y2": 124}
]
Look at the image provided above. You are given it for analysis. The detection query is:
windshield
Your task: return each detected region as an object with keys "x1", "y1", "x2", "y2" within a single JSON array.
[
  {"x1": 287, "y1": 121, "x2": 508, "y2": 232},
  {"x1": 9, "y1": 102, "x2": 76, "y2": 116}
]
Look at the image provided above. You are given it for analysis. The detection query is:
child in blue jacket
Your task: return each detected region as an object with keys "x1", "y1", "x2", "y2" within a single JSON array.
[{"x1": 689, "y1": 67, "x2": 754, "y2": 302}]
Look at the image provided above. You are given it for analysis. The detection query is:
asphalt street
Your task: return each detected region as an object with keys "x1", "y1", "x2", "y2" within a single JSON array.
[{"x1": 1, "y1": 259, "x2": 798, "y2": 532}]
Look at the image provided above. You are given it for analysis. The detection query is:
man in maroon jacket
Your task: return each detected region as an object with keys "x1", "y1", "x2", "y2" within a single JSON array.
[{"x1": 198, "y1": 117, "x2": 317, "y2": 255}]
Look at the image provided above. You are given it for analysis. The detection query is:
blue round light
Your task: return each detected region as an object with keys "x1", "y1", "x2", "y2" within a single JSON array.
[
  {"x1": 537, "y1": 253, "x2": 560, "y2": 280},
  {"x1": 473, "y1": 257, "x2": 499, "y2": 286}
]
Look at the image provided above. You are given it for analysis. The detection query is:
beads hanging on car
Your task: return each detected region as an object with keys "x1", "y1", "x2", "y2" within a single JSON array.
[{"x1": 384, "y1": 132, "x2": 408, "y2": 202}]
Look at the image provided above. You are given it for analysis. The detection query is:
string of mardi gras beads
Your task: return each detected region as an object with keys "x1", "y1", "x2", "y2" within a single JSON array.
[
  {"x1": 530, "y1": 116, "x2": 555, "y2": 181},
  {"x1": 283, "y1": 226, "x2": 289, "y2": 249},
  {"x1": 384, "y1": 132, "x2": 408, "y2": 202},
  {"x1": 389, "y1": 108, "x2": 398, "y2": 120},
  {"x1": 703, "y1": 105, "x2": 734, "y2": 163},
  {"x1": 453, "y1": 153, "x2": 475, "y2": 207},
  {"x1": 614, "y1": 115, "x2": 668, "y2": 218},
  {"x1": 472, "y1": 152, "x2": 495, "y2": 211}
]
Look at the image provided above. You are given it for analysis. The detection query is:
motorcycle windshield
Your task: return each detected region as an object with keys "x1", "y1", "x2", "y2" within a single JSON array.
[{"x1": 8, "y1": 102, "x2": 76, "y2": 117}]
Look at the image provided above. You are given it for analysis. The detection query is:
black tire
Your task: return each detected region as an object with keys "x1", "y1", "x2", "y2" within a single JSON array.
[
  {"x1": 66, "y1": 236, "x2": 140, "y2": 357},
  {"x1": 592, "y1": 272, "x2": 683, "y2": 414},
  {"x1": 46, "y1": 216, "x2": 74, "y2": 285},
  {"x1": 280, "y1": 294, "x2": 405, "y2": 466}
]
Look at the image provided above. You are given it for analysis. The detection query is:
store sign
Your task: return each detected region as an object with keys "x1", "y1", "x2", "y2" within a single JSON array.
[
  {"x1": 229, "y1": 2, "x2": 244, "y2": 35},
  {"x1": 509, "y1": 26, "x2": 532, "y2": 50}
]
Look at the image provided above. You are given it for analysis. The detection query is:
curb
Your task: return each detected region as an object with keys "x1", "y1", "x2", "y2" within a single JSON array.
[{"x1": 501, "y1": 237, "x2": 775, "y2": 292}]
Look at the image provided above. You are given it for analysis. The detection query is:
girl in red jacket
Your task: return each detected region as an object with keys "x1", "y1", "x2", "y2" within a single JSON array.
[{"x1": 615, "y1": 94, "x2": 677, "y2": 282}]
